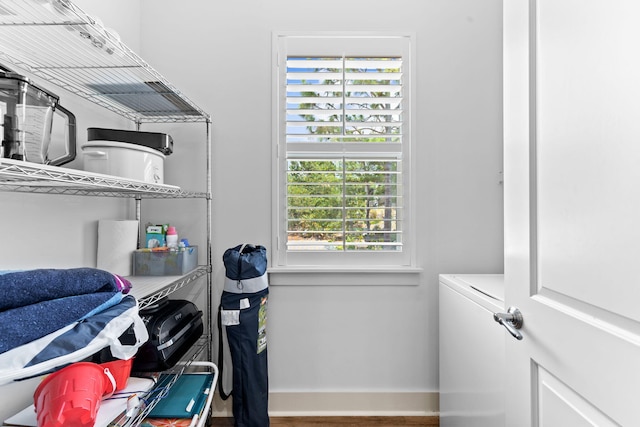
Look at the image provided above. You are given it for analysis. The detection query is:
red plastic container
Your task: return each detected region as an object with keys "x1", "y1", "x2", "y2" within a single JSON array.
[
  {"x1": 33, "y1": 362, "x2": 116, "y2": 427},
  {"x1": 100, "y1": 358, "x2": 133, "y2": 391}
]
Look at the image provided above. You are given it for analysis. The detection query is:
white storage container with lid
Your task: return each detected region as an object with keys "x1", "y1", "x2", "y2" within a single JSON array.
[{"x1": 81, "y1": 140, "x2": 165, "y2": 184}]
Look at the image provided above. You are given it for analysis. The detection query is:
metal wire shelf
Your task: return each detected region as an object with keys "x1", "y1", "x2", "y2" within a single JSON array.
[
  {"x1": 0, "y1": 0, "x2": 210, "y2": 123},
  {"x1": 131, "y1": 267, "x2": 209, "y2": 310},
  {"x1": 0, "y1": 158, "x2": 209, "y2": 198},
  {"x1": 126, "y1": 358, "x2": 217, "y2": 427}
]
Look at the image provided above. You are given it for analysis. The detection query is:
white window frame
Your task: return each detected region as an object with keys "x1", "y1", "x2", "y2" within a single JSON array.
[{"x1": 271, "y1": 32, "x2": 416, "y2": 271}]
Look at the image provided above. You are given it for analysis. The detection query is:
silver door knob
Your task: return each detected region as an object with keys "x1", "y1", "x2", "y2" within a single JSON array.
[{"x1": 493, "y1": 307, "x2": 523, "y2": 340}]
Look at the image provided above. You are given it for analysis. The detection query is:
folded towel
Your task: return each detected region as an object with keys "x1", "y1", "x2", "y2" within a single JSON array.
[
  {"x1": 0, "y1": 268, "x2": 124, "y2": 311},
  {"x1": 0, "y1": 268, "x2": 130, "y2": 354}
]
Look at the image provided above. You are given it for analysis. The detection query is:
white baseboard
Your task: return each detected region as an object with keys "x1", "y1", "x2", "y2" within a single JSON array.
[{"x1": 211, "y1": 391, "x2": 439, "y2": 417}]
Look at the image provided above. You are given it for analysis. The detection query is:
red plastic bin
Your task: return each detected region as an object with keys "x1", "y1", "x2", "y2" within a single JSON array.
[{"x1": 33, "y1": 362, "x2": 116, "y2": 427}]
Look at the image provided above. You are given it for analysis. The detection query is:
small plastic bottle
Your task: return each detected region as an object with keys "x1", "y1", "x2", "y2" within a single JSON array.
[{"x1": 166, "y1": 226, "x2": 179, "y2": 248}]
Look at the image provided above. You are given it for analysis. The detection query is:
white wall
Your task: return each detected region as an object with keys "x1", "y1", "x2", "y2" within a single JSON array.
[
  {"x1": 0, "y1": 0, "x2": 504, "y2": 419},
  {"x1": 136, "y1": 0, "x2": 504, "y2": 415}
]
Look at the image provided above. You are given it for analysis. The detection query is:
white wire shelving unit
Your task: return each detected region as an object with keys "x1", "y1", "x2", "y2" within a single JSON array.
[{"x1": 0, "y1": 1, "x2": 215, "y2": 425}]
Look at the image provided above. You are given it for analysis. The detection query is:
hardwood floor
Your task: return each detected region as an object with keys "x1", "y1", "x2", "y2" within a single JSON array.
[{"x1": 210, "y1": 416, "x2": 439, "y2": 426}]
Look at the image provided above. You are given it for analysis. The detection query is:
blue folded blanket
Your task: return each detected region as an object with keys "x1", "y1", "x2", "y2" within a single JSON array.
[{"x1": 0, "y1": 268, "x2": 130, "y2": 354}]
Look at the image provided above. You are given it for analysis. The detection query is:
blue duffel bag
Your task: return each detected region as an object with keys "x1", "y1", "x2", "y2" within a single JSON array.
[{"x1": 218, "y1": 244, "x2": 269, "y2": 427}]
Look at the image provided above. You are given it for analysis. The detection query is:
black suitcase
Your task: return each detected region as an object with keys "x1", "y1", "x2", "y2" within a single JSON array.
[{"x1": 133, "y1": 298, "x2": 203, "y2": 371}]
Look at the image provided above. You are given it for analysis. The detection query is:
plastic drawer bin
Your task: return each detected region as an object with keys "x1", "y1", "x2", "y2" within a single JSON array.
[{"x1": 133, "y1": 246, "x2": 198, "y2": 276}]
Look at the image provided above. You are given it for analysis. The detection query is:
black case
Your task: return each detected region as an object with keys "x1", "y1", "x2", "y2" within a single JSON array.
[{"x1": 133, "y1": 298, "x2": 203, "y2": 371}]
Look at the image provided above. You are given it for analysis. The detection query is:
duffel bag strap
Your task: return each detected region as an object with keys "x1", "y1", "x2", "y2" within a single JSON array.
[{"x1": 217, "y1": 303, "x2": 232, "y2": 400}]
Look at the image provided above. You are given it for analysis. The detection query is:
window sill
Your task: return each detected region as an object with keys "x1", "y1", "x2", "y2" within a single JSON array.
[{"x1": 267, "y1": 266, "x2": 423, "y2": 286}]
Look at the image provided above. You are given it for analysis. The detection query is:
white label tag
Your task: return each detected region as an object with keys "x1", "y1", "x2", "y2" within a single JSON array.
[
  {"x1": 221, "y1": 309, "x2": 240, "y2": 326},
  {"x1": 240, "y1": 298, "x2": 250, "y2": 309}
]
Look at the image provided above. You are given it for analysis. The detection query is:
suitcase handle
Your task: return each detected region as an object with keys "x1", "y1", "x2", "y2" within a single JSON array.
[{"x1": 156, "y1": 311, "x2": 203, "y2": 351}]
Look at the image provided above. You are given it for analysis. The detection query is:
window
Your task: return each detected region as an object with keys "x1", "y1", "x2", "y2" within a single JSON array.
[{"x1": 272, "y1": 33, "x2": 414, "y2": 269}]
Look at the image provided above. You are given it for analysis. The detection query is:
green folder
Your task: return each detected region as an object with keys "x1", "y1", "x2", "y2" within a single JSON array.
[{"x1": 147, "y1": 373, "x2": 213, "y2": 419}]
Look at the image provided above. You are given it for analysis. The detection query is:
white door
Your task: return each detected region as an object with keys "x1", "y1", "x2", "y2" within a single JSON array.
[{"x1": 503, "y1": 0, "x2": 640, "y2": 426}]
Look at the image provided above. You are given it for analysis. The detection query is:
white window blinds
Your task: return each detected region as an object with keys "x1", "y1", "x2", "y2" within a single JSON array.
[
  {"x1": 286, "y1": 57, "x2": 403, "y2": 144},
  {"x1": 285, "y1": 56, "x2": 404, "y2": 252}
]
